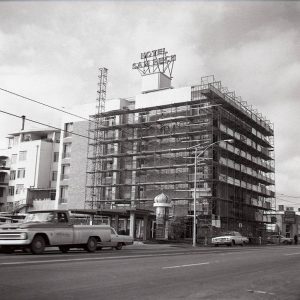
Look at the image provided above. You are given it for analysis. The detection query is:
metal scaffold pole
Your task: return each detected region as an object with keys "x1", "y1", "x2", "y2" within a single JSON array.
[{"x1": 85, "y1": 67, "x2": 108, "y2": 209}]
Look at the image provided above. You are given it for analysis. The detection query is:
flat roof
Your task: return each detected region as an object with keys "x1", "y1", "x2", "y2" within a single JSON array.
[{"x1": 7, "y1": 128, "x2": 59, "y2": 137}]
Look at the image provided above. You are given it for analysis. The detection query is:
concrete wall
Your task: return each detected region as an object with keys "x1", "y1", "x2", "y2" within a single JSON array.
[
  {"x1": 36, "y1": 141, "x2": 55, "y2": 188},
  {"x1": 135, "y1": 86, "x2": 191, "y2": 109},
  {"x1": 67, "y1": 121, "x2": 89, "y2": 209},
  {"x1": 31, "y1": 198, "x2": 56, "y2": 211}
]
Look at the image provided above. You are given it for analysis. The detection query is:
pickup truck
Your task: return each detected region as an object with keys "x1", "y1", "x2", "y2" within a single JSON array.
[
  {"x1": 0, "y1": 210, "x2": 133, "y2": 254},
  {"x1": 211, "y1": 231, "x2": 249, "y2": 246}
]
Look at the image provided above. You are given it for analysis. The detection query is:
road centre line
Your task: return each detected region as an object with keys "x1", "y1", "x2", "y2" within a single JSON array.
[
  {"x1": 1, "y1": 246, "x2": 286, "y2": 266},
  {"x1": 247, "y1": 290, "x2": 275, "y2": 295},
  {"x1": 0, "y1": 253, "x2": 170, "y2": 266},
  {"x1": 0, "y1": 252, "x2": 202, "y2": 266},
  {"x1": 162, "y1": 262, "x2": 210, "y2": 269},
  {"x1": 1, "y1": 249, "x2": 245, "y2": 262},
  {"x1": 0, "y1": 250, "x2": 232, "y2": 266},
  {"x1": 284, "y1": 252, "x2": 300, "y2": 256}
]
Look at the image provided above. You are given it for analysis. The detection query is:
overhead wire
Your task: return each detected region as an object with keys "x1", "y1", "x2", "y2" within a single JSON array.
[
  {"x1": 0, "y1": 109, "x2": 137, "y2": 153},
  {"x1": 275, "y1": 197, "x2": 300, "y2": 205},
  {"x1": 277, "y1": 193, "x2": 300, "y2": 199},
  {"x1": 0, "y1": 87, "x2": 97, "y2": 124},
  {"x1": 0, "y1": 109, "x2": 94, "y2": 141},
  {"x1": 0, "y1": 86, "x2": 135, "y2": 151}
]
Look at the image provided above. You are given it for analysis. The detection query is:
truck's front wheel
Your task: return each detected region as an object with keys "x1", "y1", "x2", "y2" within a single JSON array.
[
  {"x1": 85, "y1": 237, "x2": 97, "y2": 253},
  {"x1": 31, "y1": 235, "x2": 46, "y2": 254}
]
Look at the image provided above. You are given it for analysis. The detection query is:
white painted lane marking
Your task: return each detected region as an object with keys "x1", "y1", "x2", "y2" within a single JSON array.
[
  {"x1": 2, "y1": 251, "x2": 214, "y2": 266},
  {"x1": 162, "y1": 262, "x2": 210, "y2": 269},
  {"x1": 0, "y1": 250, "x2": 248, "y2": 265},
  {"x1": 0, "y1": 253, "x2": 170, "y2": 266},
  {"x1": 284, "y1": 252, "x2": 300, "y2": 256},
  {"x1": 247, "y1": 290, "x2": 275, "y2": 295}
]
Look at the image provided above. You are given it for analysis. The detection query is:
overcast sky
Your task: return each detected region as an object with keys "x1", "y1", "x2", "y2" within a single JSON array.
[{"x1": 0, "y1": 1, "x2": 299, "y2": 209}]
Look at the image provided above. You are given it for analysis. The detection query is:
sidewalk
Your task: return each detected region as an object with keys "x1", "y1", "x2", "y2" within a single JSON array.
[{"x1": 126, "y1": 240, "x2": 196, "y2": 250}]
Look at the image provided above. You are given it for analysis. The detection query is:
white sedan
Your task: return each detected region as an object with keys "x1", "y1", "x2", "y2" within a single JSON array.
[{"x1": 211, "y1": 231, "x2": 249, "y2": 246}]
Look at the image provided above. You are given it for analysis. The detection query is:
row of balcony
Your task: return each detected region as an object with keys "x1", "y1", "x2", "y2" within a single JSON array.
[
  {"x1": 219, "y1": 174, "x2": 275, "y2": 198},
  {"x1": 219, "y1": 157, "x2": 275, "y2": 186},
  {"x1": 220, "y1": 123, "x2": 273, "y2": 160},
  {"x1": 219, "y1": 141, "x2": 275, "y2": 173}
]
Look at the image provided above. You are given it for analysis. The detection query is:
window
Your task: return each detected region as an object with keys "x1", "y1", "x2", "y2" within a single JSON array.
[
  {"x1": 16, "y1": 184, "x2": 24, "y2": 194},
  {"x1": 11, "y1": 154, "x2": 17, "y2": 164},
  {"x1": 54, "y1": 132, "x2": 61, "y2": 143},
  {"x1": 52, "y1": 171, "x2": 57, "y2": 181},
  {"x1": 64, "y1": 123, "x2": 73, "y2": 137},
  {"x1": 50, "y1": 190, "x2": 56, "y2": 200},
  {"x1": 107, "y1": 161, "x2": 113, "y2": 177},
  {"x1": 105, "y1": 117, "x2": 115, "y2": 126},
  {"x1": 61, "y1": 164, "x2": 70, "y2": 179},
  {"x1": 19, "y1": 151, "x2": 27, "y2": 161},
  {"x1": 59, "y1": 186, "x2": 68, "y2": 203},
  {"x1": 0, "y1": 173, "x2": 5, "y2": 183},
  {"x1": 8, "y1": 186, "x2": 14, "y2": 196},
  {"x1": 57, "y1": 212, "x2": 68, "y2": 223},
  {"x1": 10, "y1": 170, "x2": 16, "y2": 180},
  {"x1": 17, "y1": 168, "x2": 26, "y2": 179},
  {"x1": 63, "y1": 143, "x2": 71, "y2": 158},
  {"x1": 53, "y1": 152, "x2": 59, "y2": 162}
]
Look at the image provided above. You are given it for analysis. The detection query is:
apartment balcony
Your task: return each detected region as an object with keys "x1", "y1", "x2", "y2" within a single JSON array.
[
  {"x1": 64, "y1": 132, "x2": 72, "y2": 139},
  {"x1": 60, "y1": 174, "x2": 70, "y2": 180},
  {"x1": 62, "y1": 152, "x2": 71, "y2": 159},
  {"x1": 59, "y1": 198, "x2": 68, "y2": 204}
]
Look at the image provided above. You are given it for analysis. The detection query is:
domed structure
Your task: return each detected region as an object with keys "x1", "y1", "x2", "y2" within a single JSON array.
[
  {"x1": 153, "y1": 192, "x2": 172, "y2": 240},
  {"x1": 154, "y1": 193, "x2": 170, "y2": 204}
]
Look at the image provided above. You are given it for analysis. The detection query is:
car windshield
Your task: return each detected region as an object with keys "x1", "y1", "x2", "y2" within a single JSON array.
[
  {"x1": 24, "y1": 212, "x2": 55, "y2": 223},
  {"x1": 224, "y1": 232, "x2": 241, "y2": 236}
]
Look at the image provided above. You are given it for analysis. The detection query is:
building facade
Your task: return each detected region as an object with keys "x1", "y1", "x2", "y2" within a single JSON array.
[
  {"x1": 0, "y1": 149, "x2": 10, "y2": 210},
  {"x1": 0, "y1": 128, "x2": 60, "y2": 212},
  {"x1": 85, "y1": 75, "x2": 275, "y2": 241},
  {"x1": 266, "y1": 205, "x2": 300, "y2": 240}
]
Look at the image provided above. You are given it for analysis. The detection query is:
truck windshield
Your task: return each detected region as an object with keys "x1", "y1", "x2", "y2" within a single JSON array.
[{"x1": 24, "y1": 212, "x2": 55, "y2": 223}]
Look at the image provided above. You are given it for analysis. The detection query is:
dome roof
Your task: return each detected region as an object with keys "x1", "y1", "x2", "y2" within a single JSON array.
[{"x1": 154, "y1": 193, "x2": 170, "y2": 204}]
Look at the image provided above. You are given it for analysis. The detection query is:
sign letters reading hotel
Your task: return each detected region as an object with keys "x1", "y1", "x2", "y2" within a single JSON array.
[{"x1": 132, "y1": 48, "x2": 176, "y2": 78}]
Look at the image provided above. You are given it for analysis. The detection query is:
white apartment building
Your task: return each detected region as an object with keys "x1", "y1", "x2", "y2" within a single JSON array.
[
  {"x1": 0, "y1": 149, "x2": 10, "y2": 210},
  {"x1": 0, "y1": 128, "x2": 60, "y2": 212}
]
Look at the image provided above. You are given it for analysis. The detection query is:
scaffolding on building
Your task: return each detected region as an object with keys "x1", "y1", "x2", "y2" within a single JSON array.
[
  {"x1": 85, "y1": 73, "x2": 275, "y2": 240},
  {"x1": 85, "y1": 67, "x2": 108, "y2": 209}
]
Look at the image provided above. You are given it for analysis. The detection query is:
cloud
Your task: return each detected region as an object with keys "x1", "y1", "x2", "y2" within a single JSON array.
[{"x1": 0, "y1": 1, "x2": 299, "y2": 208}]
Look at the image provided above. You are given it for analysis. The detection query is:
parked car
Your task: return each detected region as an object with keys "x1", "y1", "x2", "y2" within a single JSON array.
[
  {"x1": 211, "y1": 231, "x2": 249, "y2": 246},
  {"x1": 267, "y1": 235, "x2": 293, "y2": 245}
]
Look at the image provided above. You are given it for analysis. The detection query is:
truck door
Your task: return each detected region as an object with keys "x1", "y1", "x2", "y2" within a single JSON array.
[
  {"x1": 110, "y1": 227, "x2": 119, "y2": 247},
  {"x1": 53, "y1": 212, "x2": 73, "y2": 245}
]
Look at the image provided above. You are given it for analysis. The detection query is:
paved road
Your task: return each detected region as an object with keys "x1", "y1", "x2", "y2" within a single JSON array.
[{"x1": 0, "y1": 244, "x2": 299, "y2": 300}]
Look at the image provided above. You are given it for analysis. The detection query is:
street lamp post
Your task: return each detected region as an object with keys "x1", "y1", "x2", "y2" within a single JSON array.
[{"x1": 190, "y1": 139, "x2": 234, "y2": 247}]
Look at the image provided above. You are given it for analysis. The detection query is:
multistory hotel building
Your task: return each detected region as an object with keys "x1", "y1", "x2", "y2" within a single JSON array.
[{"x1": 83, "y1": 73, "x2": 275, "y2": 240}]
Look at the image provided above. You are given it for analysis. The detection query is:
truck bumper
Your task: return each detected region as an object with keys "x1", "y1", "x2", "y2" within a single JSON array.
[{"x1": 0, "y1": 240, "x2": 31, "y2": 246}]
